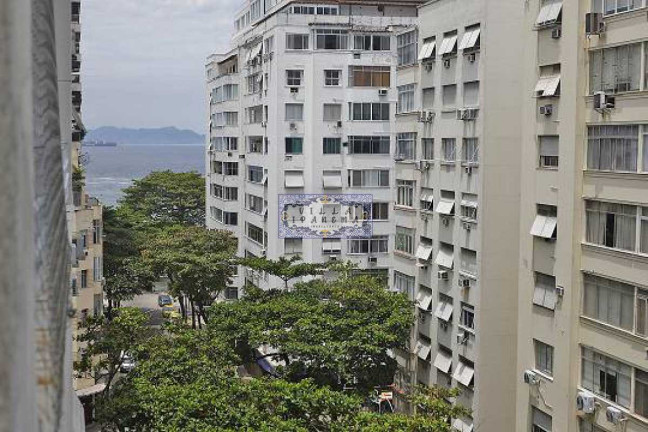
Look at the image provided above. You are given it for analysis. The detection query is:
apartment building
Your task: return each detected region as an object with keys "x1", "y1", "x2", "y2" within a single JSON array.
[
  {"x1": 206, "y1": 0, "x2": 422, "y2": 296},
  {"x1": 515, "y1": 1, "x2": 648, "y2": 431}
]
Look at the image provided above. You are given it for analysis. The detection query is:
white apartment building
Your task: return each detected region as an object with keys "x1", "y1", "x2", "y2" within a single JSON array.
[
  {"x1": 206, "y1": 0, "x2": 422, "y2": 296},
  {"x1": 515, "y1": 1, "x2": 648, "y2": 431}
]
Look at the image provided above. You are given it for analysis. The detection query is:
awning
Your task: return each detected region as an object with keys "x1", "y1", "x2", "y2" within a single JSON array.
[
  {"x1": 415, "y1": 339, "x2": 431, "y2": 361},
  {"x1": 75, "y1": 383, "x2": 106, "y2": 397},
  {"x1": 421, "y1": 194, "x2": 434, "y2": 203},
  {"x1": 247, "y1": 43, "x2": 262, "y2": 62},
  {"x1": 452, "y1": 418, "x2": 474, "y2": 432},
  {"x1": 453, "y1": 362, "x2": 474, "y2": 387},
  {"x1": 458, "y1": 27, "x2": 480, "y2": 51},
  {"x1": 433, "y1": 351, "x2": 452, "y2": 373},
  {"x1": 322, "y1": 238, "x2": 342, "y2": 252},
  {"x1": 72, "y1": 109, "x2": 86, "y2": 133},
  {"x1": 434, "y1": 301, "x2": 453, "y2": 322},
  {"x1": 536, "y1": 0, "x2": 562, "y2": 26},
  {"x1": 418, "y1": 39, "x2": 436, "y2": 61},
  {"x1": 535, "y1": 75, "x2": 561, "y2": 97},
  {"x1": 460, "y1": 199, "x2": 477, "y2": 209},
  {"x1": 438, "y1": 34, "x2": 457, "y2": 56},
  {"x1": 262, "y1": 174, "x2": 268, "y2": 185},
  {"x1": 533, "y1": 284, "x2": 557, "y2": 310},
  {"x1": 435, "y1": 248, "x2": 454, "y2": 269},
  {"x1": 530, "y1": 215, "x2": 557, "y2": 239},
  {"x1": 323, "y1": 171, "x2": 343, "y2": 188},
  {"x1": 416, "y1": 289, "x2": 433, "y2": 310},
  {"x1": 285, "y1": 171, "x2": 304, "y2": 188},
  {"x1": 436, "y1": 199, "x2": 455, "y2": 215},
  {"x1": 415, "y1": 243, "x2": 434, "y2": 261}
]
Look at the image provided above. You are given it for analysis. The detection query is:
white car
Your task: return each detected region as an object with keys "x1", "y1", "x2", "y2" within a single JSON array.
[{"x1": 119, "y1": 351, "x2": 135, "y2": 373}]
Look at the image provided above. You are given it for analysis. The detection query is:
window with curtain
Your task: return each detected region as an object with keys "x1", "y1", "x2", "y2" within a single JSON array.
[
  {"x1": 371, "y1": 202, "x2": 389, "y2": 221},
  {"x1": 442, "y1": 138, "x2": 456, "y2": 162},
  {"x1": 589, "y1": 43, "x2": 641, "y2": 94},
  {"x1": 642, "y1": 207, "x2": 648, "y2": 254},
  {"x1": 397, "y1": 84, "x2": 415, "y2": 113},
  {"x1": 442, "y1": 84, "x2": 457, "y2": 107},
  {"x1": 285, "y1": 103, "x2": 304, "y2": 121},
  {"x1": 585, "y1": 201, "x2": 637, "y2": 251},
  {"x1": 248, "y1": 165, "x2": 263, "y2": 183},
  {"x1": 422, "y1": 138, "x2": 434, "y2": 160},
  {"x1": 583, "y1": 274, "x2": 635, "y2": 331},
  {"x1": 349, "y1": 169, "x2": 389, "y2": 187},
  {"x1": 532, "y1": 407, "x2": 552, "y2": 432},
  {"x1": 395, "y1": 226, "x2": 415, "y2": 255},
  {"x1": 285, "y1": 137, "x2": 303, "y2": 154},
  {"x1": 284, "y1": 238, "x2": 302, "y2": 255},
  {"x1": 323, "y1": 104, "x2": 342, "y2": 121},
  {"x1": 322, "y1": 137, "x2": 341, "y2": 154},
  {"x1": 463, "y1": 81, "x2": 479, "y2": 107},
  {"x1": 286, "y1": 33, "x2": 309, "y2": 50},
  {"x1": 534, "y1": 340, "x2": 554, "y2": 376},
  {"x1": 462, "y1": 138, "x2": 479, "y2": 164},
  {"x1": 587, "y1": 125, "x2": 638, "y2": 172},
  {"x1": 348, "y1": 136, "x2": 390, "y2": 154},
  {"x1": 539, "y1": 135, "x2": 559, "y2": 168},
  {"x1": 348, "y1": 66, "x2": 390, "y2": 87},
  {"x1": 636, "y1": 369, "x2": 648, "y2": 418},
  {"x1": 422, "y1": 87, "x2": 435, "y2": 109},
  {"x1": 581, "y1": 347, "x2": 632, "y2": 408},
  {"x1": 592, "y1": 0, "x2": 641, "y2": 15},
  {"x1": 393, "y1": 271, "x2": 415, "y2": 297},
  {"x1": 315, "y1": 29, "x2": 348, "y2": 50},
  {"x1": 396, "y1": 180, "x2": 415, "y2": 207},
  {"x1": 397, "y1": 30, "x2": 417, "y2": 66},
  {"x1": 349, "y1": 103, "x2": 390, "y2": 121},
  {"x1": 396, "y1": 133, "x2": 416, "y2": 160},
  {"x1": 348, "y1": 236, "x2": 389, "y2": 254}
]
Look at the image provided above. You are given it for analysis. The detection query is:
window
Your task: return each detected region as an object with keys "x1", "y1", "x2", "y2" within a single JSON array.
[
  {"x1": 422, "y1": 138, "x2": 434, "y2": 160},
  {"x1": 531, "y1": 204, "x2": 557, "y2": 239},
  {"x1": 463, "y1": 81, "x2": 479, "y2": 107},
  {"x1": 247, "y1": 194, "x2": 264, "y2": 213},
  {"x1": 397, "y1": 84, "x2": 415, "y2": 113},
  {"x1": 437, "y1": 191, "x2": 455, "y2": 216},
  {"x1": 322, "y1": 170, "x2": 342, "y2": 188},
  {"x1": 395, "y1": 226, "x2": 415, "y2": 255},
  {"x1": 210, "y1": 206, "x2": 223, "y2": 222},
  {"x1": 418, "y1": 37, "x2": 436, "y2": 62},
  {"x1": 590, "y1": 43, "x2": 641, "y2": 94},
  {"x1": 349, "y1": 103, "x2": 390, "y2": 121},
  {"x1": 461, "y1": 194, "x2": 478, "y2": 221},
  {"x1": 535, "y1": 0, "x2": 562, "y2": 26},
  {"x1": 285, "y1": 103, "x2": 304, "y2": 121},
  {"x1": 583, "y1": 274, "x2": 635, "y2": 331},
  {"x1": 581, "y1": 347, "x2": 632, "y2": 408},
  {"x1": 535, "y1": 65, "x2": 561, "y2": 97},
  {"x1": 420, "y1": 188, "x2": 434, "y2": 212},
  {"x1": 315, "y1": 29, "x2": 348, "y2": 50},
  {"x1": 348, "y1": 136, "x2": 390, "y2": 154},
  {"x1": 246, "y1": 223, "x2": 265, "y2": 245},
  {"x1": 396, "y1": 180, "x2": 415, "y2": 207},
  {"x1": 354, "y1": 34, "x2": 391, "y2": 51},
  {"x1": 247, "y1": 105, "x2": 263, "y2": 123},
  {"x1": 248, "y1": 165, "x2": 264, "y2": 183},
  {"x1": 248, "y1": 136, "x2": 263, "y2": 153},
  {"x1": 585, "y1": 201, "x2": 636, "y2": 251},
  {"x1": 93, "y1": 256, "x2": 102, "y2": 281},
  {"x1": 284, "y1": 170, "x2": 304, "y2": 188},
  {"x1": 458, "y1": 25, "x2": 481, "y2": 51},
  {"x1": 322, "y1": 238, "x2": 342, "y2": 254},
  {"x1": 224, "y1": 112, "x2": 238, "y2": 126},
  {"x1": 532, "y1": 407, "x2": 552, "y2": 432},
  {"x1": 223, "y1": 162, "x2": 238, "y2": 176},
  {"x1": 441, "y1": 138, "x2": 456, "y2": 162},
  {"x1": 397, "y1": 30, "x2": 417, "y2": 66},
  {"x1": 285, "y1": 137, "x2": 303, "y2": 154},
  {"x1": 349, "y1": 169, "x2": 389, "y2": 187},
  {"x1": 442, "y1": 84, "x2": 456, "y2": 108},
  {"x1": 286, "y1": 69, "x2": 303, "y2": 86},
  {"x1": 438, "y1": 31, "x2": 458, "y2": 57},
  {"x1": 247, "y1": 74, "x2": 262, "y2": 94},
  {"x1": 462, "y1": 138, "x2": 479, "y2": 164},
  {"x1": 460, "y1": 303, "x2": 475, "y2": 330},
  {"x1": 534, "y1": 340, "x2": 554, "y2": 376},
  {"x1": 371, "y1": 202, "x2": 389, "y2": 221},
  {"x1": 453, "y1": 357, "x2": 475, "y2": 388},
  {"x1": 587, "y1": 125, "x2": 639, "y2": 172},
  {"x1": 460, "y1": 248, "x2": 477, "y2": 276},
  {"x1": 638, "y1": 288, "x2": 648, "y2": 337},
  {"x1": 213, "y1": 184, "x2": 238, "y2": 201},
  {"x1": 422, "y1": 88, "x2": 435, "y2": 109},
  {"x1": 539, "y1": 136, "x2": 559, "y2": 168},
  {"x1": 636, "y1": 369, "x2": 648, "y2": 418},
  {"x1": 534, "y1": 272, "x2": 557, "y2": 310},
  {"x1": 348, "y1": 236, "x2": 389, "y2": 254},
  {"x1": 436, "y1": 293, "x2": 454, "y2": 322},
  {"x1": 396, "y1": 133, "x2": 416, "y2": 160},
  {"x1": 284, "y1": 238, "x2": 302, "y2": 255},
  {"x1": 415, "y1": 237, "x2": 434, "y2": 262},
  {"x1": 80, "y1": 270, "x2": 87, "y2": 289},
  {"x1": 92, "y1": 219, "x2": 102, "y2": 244},
  {"x1": 642, "y1": 207, "x2": 648, "y2": 254},
  {"x1": 223, "y1": 212, "x2": 238, "y2": 226},
  {"x1": 286, "y1": 33, "x2": 309, "y2": 50},
  {"x1": 264, "y1": 36, "x2": 274, "y2": 55},
  {"x1": 323, "y1": 104, "x2": 342, "y2": 121},
  {"x1": 212, "y1": 137, "x2": 238, "y2": 152},
  {"x1": 393, "y1": 271, "x2": 415, "y2": 297},
  {"x1": 348, "y1": 66, "x2": 390, "y2": 87},
  {"x1": 592, "y1": 0, "x2": 641, "y2": 16},
  {"x1": 323, "y1": 137, "x2": 341, "y2": 154},
  {"x1": 324, "y1": 69, "x2": 341, "y2": 86}
]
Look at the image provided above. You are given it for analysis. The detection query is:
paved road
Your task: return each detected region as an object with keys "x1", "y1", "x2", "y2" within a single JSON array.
[{"x1": 123, "y1": 288, "x2": 180, "y2": 327}]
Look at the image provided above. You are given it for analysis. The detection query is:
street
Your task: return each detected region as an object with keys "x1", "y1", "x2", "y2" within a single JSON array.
[{"x1": 122, "y1": 282, "x2": 180, "y2": 327}]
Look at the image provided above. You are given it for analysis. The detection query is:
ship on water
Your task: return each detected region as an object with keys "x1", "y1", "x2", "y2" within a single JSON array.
[{"x1": 82, "y1": 140, "x2": 118, "y2": 147}]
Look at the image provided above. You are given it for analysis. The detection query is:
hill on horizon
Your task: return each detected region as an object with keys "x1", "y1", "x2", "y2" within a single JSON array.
[{"x1": 85, "y1": 126, "x2": 205, "y2": 145}]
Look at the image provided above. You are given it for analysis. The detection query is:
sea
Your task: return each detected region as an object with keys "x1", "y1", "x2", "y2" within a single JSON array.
[{"x1": 83, "y1": 144, "x2": 205, "y2": 206}]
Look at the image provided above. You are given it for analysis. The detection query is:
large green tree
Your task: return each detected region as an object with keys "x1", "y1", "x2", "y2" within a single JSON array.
[
  {"x1": 141, "y1": 225, "x2": 237, "y2": 327},
  {"x1": 209, "y1": 275, "x2": 414, "y2": 393},
  {"x1": 236, "y1": 255, "x2": 330, "y2": 289},
  {"x1": 119, "y1": 170, "x2": 205, "y2": 227}
]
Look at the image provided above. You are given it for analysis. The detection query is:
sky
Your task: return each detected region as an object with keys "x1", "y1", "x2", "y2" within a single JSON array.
[{"x1": 82, "y1": 0, "x2": 240, "y2": 133}]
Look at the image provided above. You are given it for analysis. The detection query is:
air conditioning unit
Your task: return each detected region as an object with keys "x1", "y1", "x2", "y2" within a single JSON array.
[
  {"x1": 442, "y1": 217, "x2": 450, "y2": 227},
  {"x1": 443, "y1": 58, "x2": 451, "y2": 68},
  {"x1": 239, "y1": 154, "x2": 246, "y2": 159},
  {"x1": 336, "y1": 120, "x2": 343, "y2": 128},
  {"x1": 458, "y1": 108, "x2": 478, "y2": 121},
  {"x1": 285, "y1": 155, "x2": 293, "y2": 161},
  {"x1": 368, "y1": 256, "x2": 378, "y2": 264},
  {"x1": 606, "y1": 406, "x2": 624, "y2": 425},
  {"x1": 555, "y1": 286, "x2": 565, "y2": 297},
  {"x1": 594, "y1": 91, "x2": 615, "y2": 111},
  {"x1": 585, "y1": 12, "x2": 605, "y2": 35},
  {"x1": 467, "y1": 52, "x2": 476, "y2": 62},
  {"x1": 523, "y1": 370, "x2": 539, "y2": 385},
  {"x1": 464, "y1": 166, "x2": 473, "y2": 175},
  {"x1": 289, "y1": 122, "x2": 297, "y2": 130},
  {"x1": 418, "y1": 111, "x2": 426, "y2": 122},
  {"x1": 551, "y1": 27, "x2": 562, "y2": 39},
  {"x1": 227, "y1": 151, "x2": 233, "y2": 157},
  {"x1": 261, "y1": 121, "x2": 267, "y2": 127},
  {"x1": 539, "y1": 104, "x2": 553, "y2": 116},
  {"x1": 438, "y1": 270, "x2": 449, "y2": 280},
  {"x1": 261, "y1": 249, "x2": 267, "y2": 257},
  {"x1": 456, "y1": 331, "x2": 468, "y2": 344},
  {"x1": 458, "y1": 278, "x2": 470, "y2": 288},
  {"x1": 378, "y1": 88, "x2": 389, "y2": 96},
  {"x1": 426, "y1": 111, "x2": 435, "y2": 121},
  {"x1": 462, "y1": 222, "x2": 472, "y2": 231},
  {"x1": 425, "y1": 62, "x2": 433, "y2": 72},
  {"x1": 576, "y1": 391, "x2": 596, "y2": 414},
  {"x1": 329, "y1": 256, "x2": 338, "y2": 261},
  {"x1": 290, "y1": 87, "x2": 299, "y2": 94},
  {"x1": 353, "y1": 52, "x2": 361, "y2": 59}
]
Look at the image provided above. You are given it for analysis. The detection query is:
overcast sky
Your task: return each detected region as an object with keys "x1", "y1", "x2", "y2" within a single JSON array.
[{"x1": 82, "y1": 0, "x2": 240, "y2": 133}]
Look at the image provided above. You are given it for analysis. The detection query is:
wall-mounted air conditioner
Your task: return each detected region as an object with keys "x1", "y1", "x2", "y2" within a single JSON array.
[
  {"x1": 585, "y1": 13, "x2": 605, "y2": 35},
  {"x1": 539, "y1": 104, "x2": 553, "y2": 116},
  {"x1": 378, "y1": 88, "x2": 388, "y2": 96}
]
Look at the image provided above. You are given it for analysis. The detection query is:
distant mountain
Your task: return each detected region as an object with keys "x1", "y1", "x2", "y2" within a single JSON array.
[{"x1": 85, "y1": 126, "x2": 205, "y2": 145}]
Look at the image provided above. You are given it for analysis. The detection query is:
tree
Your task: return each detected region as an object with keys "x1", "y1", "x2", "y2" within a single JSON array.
[
  {"x1": 141, "y1": 225, "x2": 237, "y2": 328},
  {"x1": 236, "y1": 255, "x2": 329, "y2": 290},
  {"x1": 119, "y1": 170, "x2": 205, "y2": 227},
  {"x1": 208, "y1": 275, "x2": 415, "y2": 393},
  {"x1": 74, "y1": 307, "x2": 152, "y2": 397}
]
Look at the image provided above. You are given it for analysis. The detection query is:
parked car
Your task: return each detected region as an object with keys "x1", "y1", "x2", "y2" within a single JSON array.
[
  {"x1": 119, "y1": 351, "x2": 135, "y2": 373},
  {"x1": 157, "y1": 294, "x2": 173, "y2": 307},
  {"x1": 162, "y1": 304, "x2": 180, "y2": 319}
]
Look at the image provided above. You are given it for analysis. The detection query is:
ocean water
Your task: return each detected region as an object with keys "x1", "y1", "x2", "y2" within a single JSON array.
[{"x1": 83, "y1": 144, "x2": 205, "y2": 206}]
